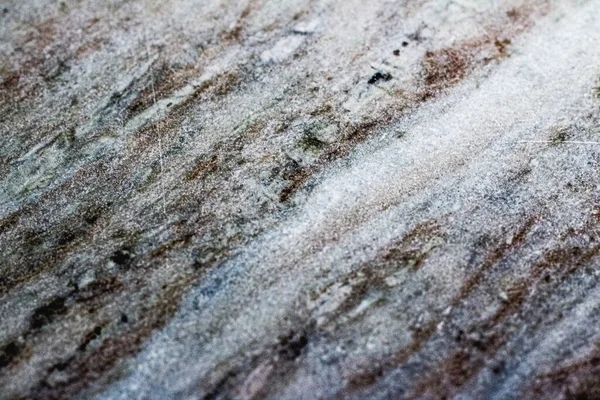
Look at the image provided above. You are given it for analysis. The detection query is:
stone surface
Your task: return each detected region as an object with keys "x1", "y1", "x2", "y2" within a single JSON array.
[{"x1": 1, "y1": 0, "x2": 600, "y2": 399}]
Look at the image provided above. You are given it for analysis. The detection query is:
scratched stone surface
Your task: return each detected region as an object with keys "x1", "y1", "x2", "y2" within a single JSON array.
[{"x1": 1, "y1": 0, "x2": 600, "y2": 399}]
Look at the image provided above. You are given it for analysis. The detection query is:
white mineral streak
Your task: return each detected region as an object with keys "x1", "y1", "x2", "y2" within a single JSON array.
[{"x1": 260, "y1": 36, "x2": 305, "y2": 64}]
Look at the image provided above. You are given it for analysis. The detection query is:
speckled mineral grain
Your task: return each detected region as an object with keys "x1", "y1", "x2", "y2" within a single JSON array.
[{"x1": 2, "y1": 0, "x2": 600, "y2": 399}]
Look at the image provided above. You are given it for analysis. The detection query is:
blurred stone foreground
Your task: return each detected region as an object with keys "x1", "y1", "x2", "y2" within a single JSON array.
[{"x1": 1, "y1": 0, "x2": 600, "y2": 398}]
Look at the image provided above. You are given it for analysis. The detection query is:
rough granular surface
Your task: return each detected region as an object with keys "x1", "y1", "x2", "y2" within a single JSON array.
[{"x1": 2, "y1": 0, "x2": 600, "y2": 399}]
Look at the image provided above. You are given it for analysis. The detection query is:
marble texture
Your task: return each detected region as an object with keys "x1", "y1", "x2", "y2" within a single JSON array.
[{"x1": 2, "y1": 0, "x2": 600, "y2": 399}]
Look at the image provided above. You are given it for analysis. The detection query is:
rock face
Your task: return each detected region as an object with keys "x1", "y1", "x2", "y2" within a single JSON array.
[{"x1": 1, "y1": 0, "x2": 600, "y2": 398}]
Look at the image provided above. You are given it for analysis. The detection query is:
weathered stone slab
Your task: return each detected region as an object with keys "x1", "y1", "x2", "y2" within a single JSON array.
[{"x1": 1, "y1": 0, "x2": 600, "y2": 398}]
